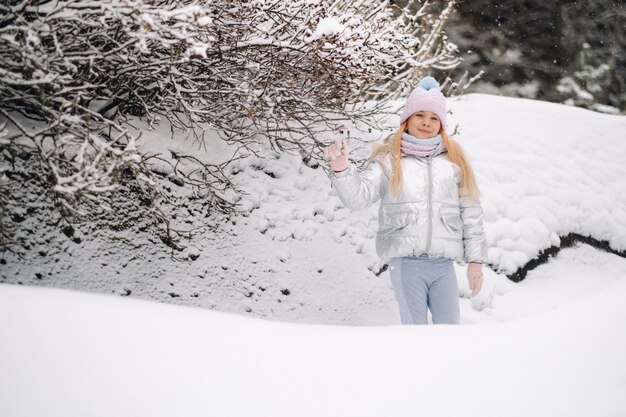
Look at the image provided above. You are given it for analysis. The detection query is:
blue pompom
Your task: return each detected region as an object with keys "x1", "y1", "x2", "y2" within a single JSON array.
[{"x1": 418, "y1": 76, "x2": 440, "y2": 91}]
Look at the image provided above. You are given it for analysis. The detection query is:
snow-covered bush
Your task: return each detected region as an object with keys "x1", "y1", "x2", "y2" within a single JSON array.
[
  {"x1": 557, "y1": 59, "x2": 615, "y2": 113},
  {"x1": 0, "y1": 0, "x2": 463, "y2": 252}
]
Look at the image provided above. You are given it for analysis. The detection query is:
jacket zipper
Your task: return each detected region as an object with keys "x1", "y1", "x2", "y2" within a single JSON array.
[{"x1": 425, "y1": 156, "x2": 433, "y2": 252}]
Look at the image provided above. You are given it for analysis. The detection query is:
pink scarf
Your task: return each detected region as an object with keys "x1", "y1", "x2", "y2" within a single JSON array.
[{"x1": 400, "y1": 139, "x2": 439, "y2": 157}]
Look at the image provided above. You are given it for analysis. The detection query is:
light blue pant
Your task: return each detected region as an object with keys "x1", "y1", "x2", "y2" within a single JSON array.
[{"x1": 389, "y1": 255, "x2": 460, "y2": 325}]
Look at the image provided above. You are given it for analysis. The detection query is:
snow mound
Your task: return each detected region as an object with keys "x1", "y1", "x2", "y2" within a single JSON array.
[{"x1": 1, "y1": 280, "x2": 625, "y2": 417}]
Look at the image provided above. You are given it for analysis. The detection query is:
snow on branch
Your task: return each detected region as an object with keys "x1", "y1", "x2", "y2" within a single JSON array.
[{"x1": 0, "y1": 0, "x2": 466, "y2": 251}]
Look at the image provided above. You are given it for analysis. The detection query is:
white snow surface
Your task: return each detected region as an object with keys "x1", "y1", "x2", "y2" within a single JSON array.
[
  {"x1": 454, "y1": 95, "x2": 626, "y2": 273},
  {"x1": 2, "y1": 94, "x2": 626, "y2": 416},
  {"x1": 311, "y1": 17, "x2": 344, "y2": 40},
  {"x1": 1, "y1": 252, "x2": 626, "y2": 417}
]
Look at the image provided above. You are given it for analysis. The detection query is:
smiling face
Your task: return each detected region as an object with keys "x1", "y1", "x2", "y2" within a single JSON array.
[{"x1": 406, "y1": 111, "x2": 442, "y2": 139}]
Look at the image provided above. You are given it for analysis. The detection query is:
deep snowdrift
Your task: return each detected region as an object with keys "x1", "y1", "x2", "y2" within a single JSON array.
[{"x1": 1, "y1": 271, "x2": 625, "y2": 417}]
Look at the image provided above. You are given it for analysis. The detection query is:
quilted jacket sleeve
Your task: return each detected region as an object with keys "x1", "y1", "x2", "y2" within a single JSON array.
[
  {"x1": 459, "y1": 190, "x2": 488, "y2": 263},
  {"x1": 329, "y1": 161, "x2": 388, "y2": 210}
]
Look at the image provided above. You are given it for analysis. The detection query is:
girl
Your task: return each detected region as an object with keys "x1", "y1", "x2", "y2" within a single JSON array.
[{"x1": 323, "y1": 77, "x2": 487, "y2": 325}]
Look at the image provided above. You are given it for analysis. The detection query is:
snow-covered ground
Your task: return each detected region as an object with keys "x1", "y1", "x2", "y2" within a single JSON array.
[
  {"x1": 2, "y1": 257, "x2": 626, "y2": 417},
  {"x1": 2, "y1": 93, "x2": 626, "y2": 415},
  {"x1": 0, "y1": 95, "x2": 626, "y2": 417}
]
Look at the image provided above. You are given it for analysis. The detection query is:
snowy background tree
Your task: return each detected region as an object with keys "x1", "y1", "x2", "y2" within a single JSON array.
[
  {"x1": 0, "y1": 0, "x2": 464, "y2": 253},
  {"x1": 446, "y1": 0, "x2": 624, "y2": 113}
]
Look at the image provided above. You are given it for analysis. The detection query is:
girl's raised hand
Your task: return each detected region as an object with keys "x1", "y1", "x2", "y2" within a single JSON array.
[{"x1": 323, "y1": 138, "x2": 349, "y2": 172}]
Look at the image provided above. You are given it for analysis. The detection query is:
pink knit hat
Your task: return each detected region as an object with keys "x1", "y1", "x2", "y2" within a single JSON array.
[{"x1": 400, "y1": 77, "x2": 447, "y2": 130}]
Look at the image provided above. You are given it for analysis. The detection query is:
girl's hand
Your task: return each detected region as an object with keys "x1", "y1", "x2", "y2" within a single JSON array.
[
  {"x1": 467, "y1": 262, "x2": 484, "y2": 297},
  {"x1": 323, "y1": 138, "x2": 349, "y2": 172}
]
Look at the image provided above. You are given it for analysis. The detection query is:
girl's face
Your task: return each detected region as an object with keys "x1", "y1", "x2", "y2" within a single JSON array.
[{"x1": 407, "y1": 111, "x2": 441, "y2": 139}]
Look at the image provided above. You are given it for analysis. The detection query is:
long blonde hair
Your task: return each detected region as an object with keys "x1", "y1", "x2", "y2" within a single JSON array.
[{"x1": 368, "y1": 122, "x2": 481, "y2": 200}]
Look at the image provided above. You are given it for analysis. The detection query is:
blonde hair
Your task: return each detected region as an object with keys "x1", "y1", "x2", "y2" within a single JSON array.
[{"x1": 367, "y1": 122, "x2": 481, "y2": 201}]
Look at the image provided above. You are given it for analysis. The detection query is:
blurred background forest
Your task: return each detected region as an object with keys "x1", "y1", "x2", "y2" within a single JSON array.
[{"x1": 439, "y1": 0, "x2": 624, "y2": 113}]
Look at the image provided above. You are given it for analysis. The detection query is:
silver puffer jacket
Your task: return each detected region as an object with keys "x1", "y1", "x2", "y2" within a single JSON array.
[{"x1": 330, "y1": 143, "x2": 487, "y2": 264}]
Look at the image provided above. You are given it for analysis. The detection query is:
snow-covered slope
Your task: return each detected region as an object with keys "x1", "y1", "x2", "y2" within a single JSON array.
[
  {"x1": 1, "y1": 275, "x2": 625, "y2": 417},
  {"x1": 451, "y1": 94, "x2": 626, "y2": 272},
  {"x1": 2, "y1": 94, "x2": 626, "y2": 326},
  {"x1": 2, "y1": 93, "x2": 626, "y2": 417}
]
